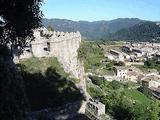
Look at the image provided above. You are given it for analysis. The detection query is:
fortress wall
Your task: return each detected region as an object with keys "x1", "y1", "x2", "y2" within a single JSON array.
[
  {"x1": 18, "y1": 28, "x2": 82, "y2": 79},
  {"x1": 50, "y1": 32, "x2": 81, "y2": 78}
]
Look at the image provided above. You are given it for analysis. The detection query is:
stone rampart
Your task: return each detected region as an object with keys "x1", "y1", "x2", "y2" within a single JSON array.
[{"x1": 18, "y1": 28, "x2": 83, "y2": 79}]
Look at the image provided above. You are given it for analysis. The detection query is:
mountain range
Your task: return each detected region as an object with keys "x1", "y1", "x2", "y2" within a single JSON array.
[{"x1": 42, "y1": 18, "x2": 160, "y2": 41}]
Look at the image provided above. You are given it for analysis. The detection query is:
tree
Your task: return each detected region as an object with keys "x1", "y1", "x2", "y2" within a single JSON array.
[
  {"x1": 149, "y1": 101, "x2": 160, "y2": 120},
  {"x1": 0, "y1": 0, "x2": 43, "y2": 119},
  {"x1": 0, "y1": 0, "x2": 43, "y2": 50},
  {"x1": 47, "y1": 25, "x2": 54, "y2": 31}
]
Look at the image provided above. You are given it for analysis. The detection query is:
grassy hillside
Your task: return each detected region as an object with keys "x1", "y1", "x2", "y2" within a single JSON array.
[
  {"x1": 20, "y1": 57, "x2": 69, "y2": 77},
  {"x1": 78, "y1": 41, "x2": 104, "y2": 72},
  {"x1": 87, "y1": 76, "x2": 159, "y2": 120},
  {"x1": 107, "y1": 22, "x2": 160, "y2": 41},
  {"x1": 19, "y1": 57, "x2": 84, "y2": 111}
]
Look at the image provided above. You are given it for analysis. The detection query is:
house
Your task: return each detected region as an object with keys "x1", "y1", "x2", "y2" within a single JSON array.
[
  {"x1": 141, "y1": 74, "x2": 160, "y2": 87},
  {"x1": 148, "y1": 80, "x2": 160, "y2": 88},
  {"x1": 114, "y1": 66, "x2": 128, "y2": 79},
  {"x1": 109, "y1": 49, "x2": 124, "y2": 61},
  {"x1": 141, "y1": 74, "x2": 160, "y2": 99},
  {"x1": 132, "y1": 48, "x2": 145, "y2": 57},
  {"x1": 122, "y1": 46, "x2": 132, "y2": 52},
  {"x1": 155, "y1": 53, "x2": 160, "y2": 62}
]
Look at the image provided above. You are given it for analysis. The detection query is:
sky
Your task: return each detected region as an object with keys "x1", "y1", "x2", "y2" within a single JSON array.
[{"x1": 42, "y1": 0, "x2": 160, "y2": 21}]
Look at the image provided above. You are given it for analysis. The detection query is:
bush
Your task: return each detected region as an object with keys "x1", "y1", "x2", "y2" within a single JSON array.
[{"x1": 78, "y1": 41, "x2": 104, "y2": 71}]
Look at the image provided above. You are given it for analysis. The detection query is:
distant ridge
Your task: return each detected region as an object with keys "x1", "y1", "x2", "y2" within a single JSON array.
[
  {"x1": 42, "y1": 18, "x2": 144, "y2": 40},
  {"x1": 107, "y1": 21, "x2": 160, "y2": 42}
]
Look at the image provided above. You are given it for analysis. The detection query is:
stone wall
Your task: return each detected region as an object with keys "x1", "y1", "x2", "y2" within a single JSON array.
[{"x1": 18, "y1": 28, "x2": 83, "y2": 79}]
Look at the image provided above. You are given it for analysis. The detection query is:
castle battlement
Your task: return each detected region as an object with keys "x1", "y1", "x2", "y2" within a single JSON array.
[
  {"x1": 17, "y1": 27, "x2": 83, "y2": 79},
  {"x1": 33, "y1": 28, "x2": 81, "y2": 43}
]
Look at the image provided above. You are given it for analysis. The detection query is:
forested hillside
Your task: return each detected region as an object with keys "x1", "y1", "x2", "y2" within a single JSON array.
[
  {"x1": 107, "y1": 22, "x2": 160, "y2": 41},
  {"x1": 42, "y1": 18, "x2": 143, "y2": 40}
]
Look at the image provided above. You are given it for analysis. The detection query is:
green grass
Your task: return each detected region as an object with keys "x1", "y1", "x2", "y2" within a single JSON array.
[
  {"x1": 78, "y1": 41, "x2": 104, "y2": 72},
  {"x1": 19, "y1": 57, "x2": 84, "y2": 110},
  {"x1": 124, "y1": 89, "x2": 152, "y2": 106},
  {"x1": 20, "y1": 57, "x2": 69, "y2": 78},
  {"x1": 134, "y1": 65, "x2": 157, "y2": 73}
]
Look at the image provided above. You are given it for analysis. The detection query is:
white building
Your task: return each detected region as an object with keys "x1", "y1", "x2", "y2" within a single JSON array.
[
  {"x1": 115, "y1": 67, "x2": 128, "y2": 79},
  {"x1": 149, "y1": 80, "x2": 160, "y2": 88}
]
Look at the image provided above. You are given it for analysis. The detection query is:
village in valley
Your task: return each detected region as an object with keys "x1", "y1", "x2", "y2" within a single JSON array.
[{"x1": 98, "y1": 41, "x2": 160, "y2": 98}]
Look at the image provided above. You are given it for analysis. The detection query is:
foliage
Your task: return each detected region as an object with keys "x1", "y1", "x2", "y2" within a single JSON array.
[
  {"x1": 108, "y1": 22, "x2": 160, "y2": 42},
  {"x1": 105, "y1": 60, "x2": 125, "y2": 70},
  {"x1": 20, "y1": 57, "x2": 68, "y2": 78},
  {"x1": 47, "y1": 25, "x2": 54, "y2": 31},
  {"x1": 124, "y1": 89, "x2": 152, "y2": 106},
  {"x1": 19, "y1": 57, "x2": 84, "y2": 111},
  {"x1": 42, "y1": 18, "x2": 142, "y2": 40},
  {"x1": 87, "y1": 76, "x2": 160, "y2": 120},
  {"x1": 21, "y1": 67, "x2": 84, "y2": 111},
  {"x1": 88, "y1": 75, "x2": 105, "y2": 86},
  {"x1": 0, "y1": 1, "x2": 43, "y2": 119},
  {"x1": 0, "y1": 46, "x2": 28, "y2": 120},
  {"x1": 144, "y1": 58, "x2": 160, "y2": 72},
  {"x1": 40, "y1": 30, "x2": 53, "y2": 39},
  {"x1": 138, "y1": 86, "x2": 153, "y2": 99},
  {"x1": 1, "y1": 53, "x2": 84, "y2": 119},
  {"x1": 134, "y1": 58, "x2": 160, "y2": 73},
  {"x1": 78, "y1": 41, "x2": 104, "y2": 71},
  {"x1": 0, "y1": 0, "x2": 43, "y2": 49}
]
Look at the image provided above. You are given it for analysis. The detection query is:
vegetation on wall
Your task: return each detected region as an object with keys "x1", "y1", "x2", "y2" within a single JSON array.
[
  {"x1": 47, "y1": 25, "x2": 54, "y2": 31},
  {"x1": 78, "y1": 41, "x2": 104, "y2": 72}
]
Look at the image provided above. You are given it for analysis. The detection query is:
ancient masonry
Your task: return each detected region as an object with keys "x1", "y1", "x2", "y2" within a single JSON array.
[{"x1": 17, "y1": 28, "x2": 84, "y2": 80}]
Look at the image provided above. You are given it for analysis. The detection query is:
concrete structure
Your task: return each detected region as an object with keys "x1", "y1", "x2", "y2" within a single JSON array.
[
  {"x1": 141, "y1": 74, "x2": 160, "y2": 99},
  {"x1": 149, "y1": 80, "x2": 160, "y2": 88},
  {"x1": 141, "y1": 74, "x2": 160, "y2": 88}
]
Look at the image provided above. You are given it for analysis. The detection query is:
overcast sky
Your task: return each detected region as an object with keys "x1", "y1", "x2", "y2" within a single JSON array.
[{"x1": 42, "y1": 0, "x2": 160, "y2": 21}]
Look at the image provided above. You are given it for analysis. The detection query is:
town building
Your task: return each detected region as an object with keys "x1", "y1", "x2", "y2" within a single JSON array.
[
  {"x1": 148, "y1": 80, "x2": 160, "y2": 88},
  {"x1": 109, "y1": 49, "x2": 125, "y2": 61},
  {"x1": 141, "y1": 74, "x2": 160, "y2": 99},
  {"x1": 122, "y1": 45, "x2": 132, "y2": 52},
  {"x1": 132, "y1": 48, "x2": 145, "y2": 57},
  {"x1": 155, "y1": 53, "x2": 160, "y2": 62},
  {"x1": 114, "y1": 66, "x2": 128, "y2": 79}
]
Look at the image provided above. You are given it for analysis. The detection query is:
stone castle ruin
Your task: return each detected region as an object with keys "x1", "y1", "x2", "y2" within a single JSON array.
[{"x1": 15, "y1": 28, "x2": 84, "y2": 79}]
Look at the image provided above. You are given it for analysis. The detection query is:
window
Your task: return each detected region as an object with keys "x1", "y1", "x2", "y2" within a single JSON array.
[{"x1": 47, "y1": 42, "x2": 50, "y2": 51}]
